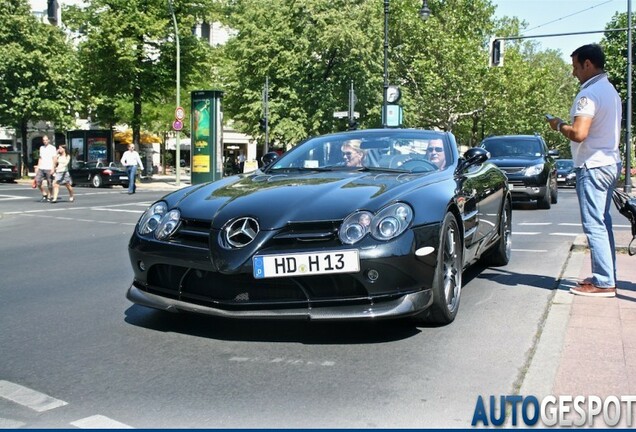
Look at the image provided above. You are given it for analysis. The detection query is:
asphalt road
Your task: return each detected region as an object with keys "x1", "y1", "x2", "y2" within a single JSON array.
[{"x1": 0, "y1": 183, "x2": 630, "y2": 428}]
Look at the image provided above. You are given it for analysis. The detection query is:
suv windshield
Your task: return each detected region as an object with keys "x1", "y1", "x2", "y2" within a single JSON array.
[{"x1": 482, "y1": 138, "x2": 544, "y2": 158}]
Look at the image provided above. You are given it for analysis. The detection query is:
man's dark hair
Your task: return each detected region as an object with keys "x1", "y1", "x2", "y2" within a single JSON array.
[{"x1": 571, "y1": 44, "x2": 605, "y2": 69}]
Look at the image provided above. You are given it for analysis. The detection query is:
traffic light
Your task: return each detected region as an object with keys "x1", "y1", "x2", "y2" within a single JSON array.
[
  {"x1": 348, "y1": 119, "x2": 358, "y2": 131},
  {"x1": 489, "y1": 38, "x2": 504, "y2": 67},
  {"x1": 259, "y1": 117, "x2": 267, "y2": 132}
]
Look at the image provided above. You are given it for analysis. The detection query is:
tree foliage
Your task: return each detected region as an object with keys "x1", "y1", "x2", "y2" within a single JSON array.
[
  {"x1": 0, "y1": 0, "x2": 77, "y2": 166},
  {"x1": 218, "y1": 0, "x2": 577, "y2": 150},
  {"x1": 63, "y1": 0, "x2": 220, "y2": 144}
]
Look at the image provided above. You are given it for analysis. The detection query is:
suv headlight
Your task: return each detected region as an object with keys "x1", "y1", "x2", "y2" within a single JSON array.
[
  {"x1": 523, "y1": 163, "x2": 544, "y2": 176},
  {"x1": 138, "y1": 201, "x2": 167, "y2": 235},
  {"x1": 339, "y1": 203, "x2": 413, "y2": 245}
]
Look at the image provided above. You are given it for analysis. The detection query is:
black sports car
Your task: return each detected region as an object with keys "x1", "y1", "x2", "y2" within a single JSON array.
[
  {"x1": 0, "y1": 157, "x2": 19, "y2": 182},
  {"x1": 127, "y1": 129, "x2": 511, "y2": 325},
  {"x1": 69, "y1": 160, "x2": 129, "y2": 188}
]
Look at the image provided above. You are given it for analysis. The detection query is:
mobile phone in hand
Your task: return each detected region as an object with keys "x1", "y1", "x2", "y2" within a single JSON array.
[{"x1": 545, "y1": 114, "x2": 555, "y2": 121}]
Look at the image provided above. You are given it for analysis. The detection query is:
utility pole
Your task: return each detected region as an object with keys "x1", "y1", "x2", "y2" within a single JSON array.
[
  {"x1": 348, "y1": 81, "x2": 358, "y2": 130},
  {"x1": 168, "y1": 0, "x2": 180, "y2": 186},
  {"x1": 625, "y1": 0, "x2": 633, "y2": 192}
]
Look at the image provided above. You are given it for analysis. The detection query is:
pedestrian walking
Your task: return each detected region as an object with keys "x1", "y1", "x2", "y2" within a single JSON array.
[
  {"x1": 120, "y1": 144, "x2": 144, "y2": 194},
  {"x1": 547, "y1": 43, "x2": 622, "y2": 298},
  {"x1": 34, "y1": 136, "x2": 56, "y2": 202},
  {"x1": 50, "y1": 145, "x2": 75, "y2": 203}
]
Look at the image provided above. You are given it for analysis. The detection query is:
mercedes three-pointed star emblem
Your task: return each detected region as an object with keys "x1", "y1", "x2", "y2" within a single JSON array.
[{"x1": 222, "y1": 217, "x2": 260, "y2": 248}]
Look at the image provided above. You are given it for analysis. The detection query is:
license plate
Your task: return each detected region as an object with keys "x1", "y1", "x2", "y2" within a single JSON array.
[
  {"x1": 508, "y1": 183, "x2": 514, "y2": 190},
  {"x1": 121, "y1": 176, "x2": 128, "y2": 180},
  {"x1": 557, "y1": 177, "x2": 565, "y2": 182},
  {"x1": 1, "y1": 168, "x2": 10, "y2": 172},
  {"x1": 253, "y1": 250, "x2": 360, "y2": 279}
]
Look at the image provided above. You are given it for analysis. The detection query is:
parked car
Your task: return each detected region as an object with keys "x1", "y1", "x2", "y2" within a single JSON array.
[
  {"x1": 126, "y1": 129, "x2": 511, "y2": 326},
  {"x1": 0, "y1": 158, "x2": 19, "y2": 182},
  {"x1": 69, "y1": 160, "x2": 129, "y2": 188},
  {"x1": 556, "y1": 159, "x2": 576, "y2": 187},
  {"x1": 480, "y1": 134, "x2": 558, "y2": 209}
]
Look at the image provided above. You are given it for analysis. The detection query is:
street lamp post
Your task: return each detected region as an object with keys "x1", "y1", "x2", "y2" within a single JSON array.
[
  {"x1": 382, "y1": 0, "x2": 431, "y2": 128},
  {"x1": 168, "y1": 0, "x2": 181, "y2": 186}
]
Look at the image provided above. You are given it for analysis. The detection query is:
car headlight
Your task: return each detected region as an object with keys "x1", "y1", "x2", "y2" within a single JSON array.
[
  {"x1": 339, "y1": 203, "x2": 413, "y2": 245},
  {"x1": 523, "y1": 163, "x2": 544, "y2": 176},
  {"x1": 138, "y1": 201, "x2": 167, "y2": 235},
  {"x1": 155, "y1": 209, "x2": 181, "y2": 240}
]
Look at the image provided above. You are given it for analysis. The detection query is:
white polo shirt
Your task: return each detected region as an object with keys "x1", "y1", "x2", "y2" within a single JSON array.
[{"x1": 569, "y1": 73, "x2": 621, "y2": 168}]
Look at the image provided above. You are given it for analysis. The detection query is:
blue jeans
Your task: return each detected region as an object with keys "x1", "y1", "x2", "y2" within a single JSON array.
[
  {"x1": 126, "y1": 165, "x2": 137, "y2": 193},
  {"x1": 575, "y1": 163, "x2": 621, "y2": 288}
]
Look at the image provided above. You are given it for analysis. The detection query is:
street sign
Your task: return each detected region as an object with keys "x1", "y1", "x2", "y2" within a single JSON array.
[
  {"x1": 172, "y1": 120, "x2": 183, "y2": 131},
  {"x1": 175, "y1": 106, "x2": 185, "y2": 121},
  {"x1": 333, "y1": 111, "x2": 360, "y2": 119}
]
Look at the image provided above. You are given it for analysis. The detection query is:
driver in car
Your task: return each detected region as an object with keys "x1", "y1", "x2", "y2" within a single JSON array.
[
  {"x1": 341, "y1": 139, "x2": 365, "y2": 167},
  {"x1": 426, "y1": 139, "x2": 446, "y2": 169}
]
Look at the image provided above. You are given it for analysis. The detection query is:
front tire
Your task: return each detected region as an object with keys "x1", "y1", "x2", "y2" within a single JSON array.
[
  {"x1": 537, "y1": 184, "x2": 551, "y2": 209},
  {"x1": 414, "y1": 212, "x2": 463, "y2": 325}
]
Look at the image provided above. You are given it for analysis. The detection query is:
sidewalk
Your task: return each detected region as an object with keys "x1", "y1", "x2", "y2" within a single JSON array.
[{"x1": 521, "y1": 229, "x2": 636, "y2": 425}]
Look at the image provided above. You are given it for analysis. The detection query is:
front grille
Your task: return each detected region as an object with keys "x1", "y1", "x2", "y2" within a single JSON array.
[
  {"x1": 500, "y1": 167, "x2": 525, "y2": 175},
  {"x1": 270, "y1": 221, "x2": 340, "y2": 247},
  {"x1": 172, "y1": 218, "x2": 211, "y2": 248},
  {"x1": 145, "y1": 263, "x2": 368, "y2": 310}
]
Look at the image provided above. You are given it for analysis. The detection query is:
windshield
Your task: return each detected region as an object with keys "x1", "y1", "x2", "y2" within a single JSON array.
[
  {"x1": 482, "y1": 138, "x2": 544, "y2": 158},
  {"x1": 267, "y1": 130, "x2": 453, "y2": 173},
  {"x1": 556, "y1": 160, "x2": 574, "y2": 169}
]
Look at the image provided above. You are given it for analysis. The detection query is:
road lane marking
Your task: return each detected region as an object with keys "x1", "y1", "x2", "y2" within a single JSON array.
[
  {"x1": 17, "y1": 213, "x2": 136, "y2": 225},
  {"x1": 512, "y1": 249, "x2": 548, "y2": 253},
  {"x1": 0, "y1": 195, "x2": 29, "y2": 201},
  {"x1": 550, "y1": 232, "x2": 580, "y2": 236},
  {"x1": 0, "y1": 417, "x2": 26, "y2": 428},
  {"x1": 0, "y1": 380, "x2": 68, "y2": 412},
  {"x1": 512, "y1": 232, "x2": 540, "y2": 235},
  {"x1": 518, "y1": 222, "x2": 552, "y2": 225},
  {"x1": 229, "y1": 356, "x2": 335, "y2": 367},
  {"x1": 70, "y1": 415, "x2": 133, "y2": 429}
]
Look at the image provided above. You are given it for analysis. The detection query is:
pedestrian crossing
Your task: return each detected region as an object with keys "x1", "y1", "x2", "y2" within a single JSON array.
[{"x1": 0, "y1": 380, "x2": 133, "y2": 428}]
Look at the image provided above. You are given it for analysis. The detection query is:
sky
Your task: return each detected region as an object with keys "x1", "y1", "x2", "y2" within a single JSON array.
[{"x1": 493, "y1": 0, "x2": 626, "y2": 60}]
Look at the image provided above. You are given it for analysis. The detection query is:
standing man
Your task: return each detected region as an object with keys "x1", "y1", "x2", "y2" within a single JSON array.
[
  {"x1": 547, "y1": 44, "x2": 622, "y2": 297},
  {"x1": 34, "y1": 136, "x2": 57, "y2": 202},
  {"x1": 120, "y1": 144, "x2": 144, "y2": 194}
]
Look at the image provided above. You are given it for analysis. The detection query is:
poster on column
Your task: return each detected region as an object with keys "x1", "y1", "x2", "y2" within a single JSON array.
[{"x1": 192, "y1": 99, "x2": 210, "y2": 173}]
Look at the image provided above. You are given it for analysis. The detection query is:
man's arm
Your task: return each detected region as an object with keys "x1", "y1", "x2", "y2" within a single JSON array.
[{"x1": 547, "y1": 116, "x2": 593, "y2": 143}]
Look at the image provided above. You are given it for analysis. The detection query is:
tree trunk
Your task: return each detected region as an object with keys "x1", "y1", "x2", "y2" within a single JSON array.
[{"x1": 20, "y1": 118, "x2": 29, "y2": 176}]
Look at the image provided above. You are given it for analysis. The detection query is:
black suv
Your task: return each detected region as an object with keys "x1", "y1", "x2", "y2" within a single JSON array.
[{"x1": 480, "y1": 134, "x2": 558, "y2": 209}]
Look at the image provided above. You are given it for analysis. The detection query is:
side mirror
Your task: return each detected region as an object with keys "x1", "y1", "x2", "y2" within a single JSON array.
[
  {"x1": 261, "y1": 151, "x2": 279, "y2": 167},
  {"x1": 457, "y1": 147, "x2": 489, "y2": 172},
  {"x1": 548, "y1": 149, "x2": 560, "y2": 158}
]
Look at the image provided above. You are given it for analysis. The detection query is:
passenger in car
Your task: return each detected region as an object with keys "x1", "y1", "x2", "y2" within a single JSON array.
[
  {"x1": 427, "y1": 139, "x2": 446, "y2": 169},
  {"x1": 341, "y1": 139, "x2": 365, "y2": 167}
]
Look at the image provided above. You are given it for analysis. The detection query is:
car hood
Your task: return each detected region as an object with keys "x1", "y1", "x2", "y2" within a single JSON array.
[
  {"x1": 488, "y1": 156, "x2": 545, "y2": 167},
  {"x1": 171, "y1": 170, "x2": 441, "y2": 230}
]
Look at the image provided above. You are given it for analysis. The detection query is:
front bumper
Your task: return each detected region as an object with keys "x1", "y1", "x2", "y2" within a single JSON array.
[{"x1": 127, "y1": 283, "x2": 433, "y2": 320}]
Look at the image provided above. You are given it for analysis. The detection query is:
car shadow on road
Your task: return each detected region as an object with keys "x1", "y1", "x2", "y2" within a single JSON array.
[
  {"x1": 466, "y1": 262, "x2": 559, "y2": 291},
  {"x1": 124, "y1": 305, "x2": 422, "y2": 344}
]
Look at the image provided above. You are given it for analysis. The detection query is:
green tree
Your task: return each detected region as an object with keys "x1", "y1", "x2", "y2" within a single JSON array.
[
  {"x1": 64, "y1": 0, "x2": 219, "y2": 145},
  {"x1": 0, "y1": 0, "x2": 77, "y2": 171},
  {"x1": 220, "y1": 0, "x2": 385, "y2": 147}
]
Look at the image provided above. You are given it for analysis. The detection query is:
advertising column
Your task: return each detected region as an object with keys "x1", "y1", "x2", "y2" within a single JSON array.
[{"x1": 191, "y1": 90, "x2": 223, "y2": 184}]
